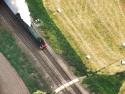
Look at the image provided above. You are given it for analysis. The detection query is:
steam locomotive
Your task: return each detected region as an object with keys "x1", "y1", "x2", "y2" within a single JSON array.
[
  {"x1": 16, "y1": 13, "x2": 47, "y2": 50},
  {"x1": 4, "y1": 0, "x2": 47, "y2": 50}
]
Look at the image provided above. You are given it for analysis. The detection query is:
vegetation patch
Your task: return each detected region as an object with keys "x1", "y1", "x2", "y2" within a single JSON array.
[
  {"x1": 0, "y1": 29, "x2": 49, "y2": 93},
  {"x1": 85, "y1": 72, "x2": 125, "y2": 94},
  {"x1": 84, "y1": 72, "x2": 125, "y2": 94}
]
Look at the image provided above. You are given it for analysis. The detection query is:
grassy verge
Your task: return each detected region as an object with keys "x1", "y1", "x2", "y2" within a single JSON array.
[
  {"x1": 0, "y1": 29, "x2": 50, "y2": 93},
  {"x1": 26, "y1": 0, "x2": 87, "y2": 76},
  {"x1": 83, "y1": 73, "x2": 125, "y2": 94}
]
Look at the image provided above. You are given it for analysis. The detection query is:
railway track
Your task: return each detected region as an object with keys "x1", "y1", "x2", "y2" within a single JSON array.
[
  {"x1": 0, "y1": 1, "x2": 86, "y2": 94},
  {"x1": 43, "y1": 49, "x2": 83, "y2": 93},
  {"x1": 0, "y1": 6, "x2": 70, "y2": 94}
]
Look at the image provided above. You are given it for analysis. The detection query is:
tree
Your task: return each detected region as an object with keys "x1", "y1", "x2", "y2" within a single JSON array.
[{"x1": 33, "y1": 90, "x2": 46, "y2": 94}]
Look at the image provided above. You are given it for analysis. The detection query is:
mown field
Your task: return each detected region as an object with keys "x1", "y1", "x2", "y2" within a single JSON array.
[
  {"x1": 0, "y1": 29, "x2": 49, "y2": 93},
  {"x1": 25, "y1": 0, "x2": 125, "y2": 94},
  {"x1": 43, "y1": 0, "x2": 125, "y2": 74}
]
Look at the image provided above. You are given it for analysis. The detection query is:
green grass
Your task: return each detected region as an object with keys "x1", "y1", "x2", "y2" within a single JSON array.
[
  {"x1": 84, "y1": 71, "x2": 125, "y2": 94},
  {"x1": 84, "y1": 73, "x2": 125, "y2": 94},
  {"x1": 26, "y1": 0, "x2": 87, "y2": 76},
  {"x1": 0, "y1": 29, "x2": 50, "y2": 93}
]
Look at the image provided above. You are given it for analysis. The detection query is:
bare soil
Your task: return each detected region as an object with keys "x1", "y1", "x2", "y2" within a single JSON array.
[{"x1": 0, "y1": 53, "x2": 30, "y2": 94}]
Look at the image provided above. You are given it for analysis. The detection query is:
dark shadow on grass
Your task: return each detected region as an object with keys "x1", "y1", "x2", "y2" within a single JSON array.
[{"x1": 26, "y1": 0, "x2": 87, "y2": 76}]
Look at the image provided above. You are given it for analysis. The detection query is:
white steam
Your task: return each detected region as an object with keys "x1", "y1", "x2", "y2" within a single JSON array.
[{"x1": 4, "y1": 0, "x2": 31, "y2": 26}]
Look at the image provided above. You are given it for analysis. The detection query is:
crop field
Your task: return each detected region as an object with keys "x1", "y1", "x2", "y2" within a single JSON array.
[{"x1": 43, "y1": 0, "x2": 125, "y2": 74}]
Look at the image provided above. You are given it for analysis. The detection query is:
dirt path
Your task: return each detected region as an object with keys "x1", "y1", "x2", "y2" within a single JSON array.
[{"x1": 0, "y1": 53, "x2": 30, "y2": 94}]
